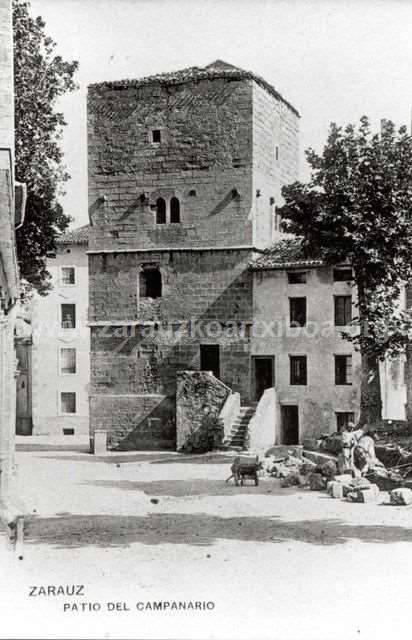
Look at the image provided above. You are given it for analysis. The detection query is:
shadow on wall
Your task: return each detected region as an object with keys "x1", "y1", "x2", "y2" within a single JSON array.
[
  {"x1": 24, "y1": 512, "x2": 412, "y2": 550},
  {"x1": 91, "y1": 255, "x2": 253, "y2": 450}
]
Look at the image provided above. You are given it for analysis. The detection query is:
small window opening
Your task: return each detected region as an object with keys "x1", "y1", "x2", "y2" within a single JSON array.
[
  {"x1": 336, "y1": 412, "x2": 355, "y2": 432},
  {"x1": 288, "y1": 272, "x2": 307, "y2": 284},
  {"x1": 140, "y1": 268, "x2": 162, "y2": 299},
  {"x1": 189, "y1": 189, "x2": 197, "y2": 197},
  {"x1": 156, "y1": 197, "x2": 166, "y2": 224},
  {"x1": 61, "y1": 267, "x2": 75, "y2": 285},
  {"x1": 61, "y1": 392, "x2": 76, "y2": 414},
  {"x1": 335, "y1": 295, "x2": 352, "y2": 326},
  {"x1": 289, "y1": 297, "x2": 307, "y2": 327},
  {"x1": 63, "y1": 428, "x2": 75, "y2": 436},
  {"x1": 275, "y1": 146, "x2": 279, "y2": 161},
  {"x1": 335, "y1": 355, "x2": 353, "y2": 385},
  {"x1": 333, "y1": 268, "x2": 353, "y2": 282},
  {"x1": 152, "y1": 129, "x2": 161, "y2": 143},
  {"x1": 290, "y1": 355, "x2": 307, "y2": 385},
  {"x1": 170, "y1": 197, "x2": 180, "y2": 223},
  {"x1": 61, "y1": 304, "x2": 76, "y2": 329},
  {"x1": 110, "y1": 230, "x2": 119, "y2": 238}
]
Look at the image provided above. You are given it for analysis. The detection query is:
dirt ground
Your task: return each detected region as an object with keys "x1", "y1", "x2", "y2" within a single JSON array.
[{"x1": 1, "y1": 449, "x2": 412, "y2": 640}]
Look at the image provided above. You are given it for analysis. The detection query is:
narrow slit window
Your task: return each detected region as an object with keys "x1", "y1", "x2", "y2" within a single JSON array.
[
  {"x1": 156, "y1": 198, "x2": 166, "y2": 224},
  {"x1": 170, "y1": 197, "x2": 180, "y2": 223}
]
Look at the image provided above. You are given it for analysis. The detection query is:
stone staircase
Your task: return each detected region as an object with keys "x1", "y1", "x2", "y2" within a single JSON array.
[{"x1": 223, "y1": 406, "x2": 255, "y2": 450}]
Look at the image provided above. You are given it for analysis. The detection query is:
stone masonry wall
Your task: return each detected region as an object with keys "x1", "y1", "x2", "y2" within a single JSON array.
[
  {"x1": 252, "y1": 83, "x2": 299, "y2": 249},
  {"x1": 176, "y1": 370, "x2": 230, "y2": 451},
  {"x1": 88, "y1": 77, "x2": 254, "y2": 251},
  {"x1": 89, "y1": 249, "x2": 253, "y2": 323},
  {"x1": 89, "y1": 247, "x2": 253, "y2": 449}
]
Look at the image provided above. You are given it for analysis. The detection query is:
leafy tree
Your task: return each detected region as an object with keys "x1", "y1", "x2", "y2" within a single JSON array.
[
  {"x1": 279, "y1": 117, "x2": 412, "y2": 425},
  {"x1": 13, "y1": 0, "x2": 78, "y2": 293}
]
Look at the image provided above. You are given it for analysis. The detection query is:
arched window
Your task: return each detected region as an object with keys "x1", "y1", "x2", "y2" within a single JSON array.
[
  {"x1": 170, "y1": 197, "x2": 180, "y2": 223},
  {"x1": 139, "y1": 268, "x2": 162, "y2": 299},
  {"x1": 156, "y1": 198, "x2": 166, "y2": 224}
]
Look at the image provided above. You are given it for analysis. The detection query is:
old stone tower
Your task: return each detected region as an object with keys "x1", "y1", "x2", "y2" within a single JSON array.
[{"x1": 87, "y1": 60, "x2": 299, "y2": 449}]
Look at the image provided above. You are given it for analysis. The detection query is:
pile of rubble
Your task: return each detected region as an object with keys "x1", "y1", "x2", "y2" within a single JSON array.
[{"x1": 263, "y1": 448, "x2": 412, "y2": 505}]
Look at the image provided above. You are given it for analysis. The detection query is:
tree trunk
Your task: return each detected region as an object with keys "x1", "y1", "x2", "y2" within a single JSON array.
[
  {"x1": 359, "y1": 350, "x2": 382, "y2": 427},
  {"x1": 356, "y1": 277, "x2": 382, "y2": 427}
]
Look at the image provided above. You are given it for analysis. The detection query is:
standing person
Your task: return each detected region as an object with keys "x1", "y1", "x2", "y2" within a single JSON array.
[
  {"x1": 353, "y1": 426, "x2": 379, "y2": 476},
  {"x1": 337, "y1": 422, "x2": 356, "y2": 474}
]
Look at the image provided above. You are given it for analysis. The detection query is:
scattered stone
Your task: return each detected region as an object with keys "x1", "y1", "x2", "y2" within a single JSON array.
[
  {"x1": 316, "y1": 460, "x2": 338, "y2": 479},
  {"x1": 390, "y1": 488, "x2": 412, "y2": 505},
  {"x1": 347, "y1": 484, "x2": 380, "y2": 503},
  {"x1": 327, "y1": 481, "x2": 343, "y2": 499},
  {"x1": 280, "y1": 471, "x2": 301, "y2": 487},
  {"x1": 309, "y1": 472, "x2": 328, "y2": 491}
]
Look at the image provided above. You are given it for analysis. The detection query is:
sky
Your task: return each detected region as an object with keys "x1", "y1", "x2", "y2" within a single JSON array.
[{"x1": 30, "y1": 0, "x2": 412, "y2": 229}]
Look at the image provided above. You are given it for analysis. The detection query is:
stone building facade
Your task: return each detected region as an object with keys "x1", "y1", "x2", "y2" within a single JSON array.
[
  {"x1": 26, "y1": 226, "x2": 90, "y2": 436},
  {"x1": 87, "y1": 60, "x2": 300, "y2": 449},
  {"x1": 0, "y1": 0, "x2": 20, "y2": 508}
]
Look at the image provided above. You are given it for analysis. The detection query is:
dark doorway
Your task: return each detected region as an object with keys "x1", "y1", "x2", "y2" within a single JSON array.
[
  {"x1": 15, "y1": 340, "x2": 33, "y2": 435},
  {"x1": 281, "y1": 405, "x2": 299, "y2": 445},
  {"x1": 252, "y1": 356, "x2": 274, "y2": 401},
  {"x1": 200, "y1": 344, "x2": 220, "y2": 380}
]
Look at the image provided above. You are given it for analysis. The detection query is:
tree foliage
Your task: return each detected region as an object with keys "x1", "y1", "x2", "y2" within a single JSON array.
[
  {"x1": 279, "y1": 117, "x2": 412, "y2": 423},
  {"x1": 13, "y1": 0, "x2": 78, "y2": 293}
]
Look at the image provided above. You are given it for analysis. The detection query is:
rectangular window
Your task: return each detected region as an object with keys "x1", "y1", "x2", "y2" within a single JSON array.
[
  {"x1": 335, "y1": 412, "x2": 355, "y2": 432},
  {"x1": 61, "y1": 304, "x2": 76, "y2": 329},
  {"x1": 60, "y1": 392, "x2": 76, "y2": 414},
  {"x1": 288, "y1": 271, "x2": 307, "y2": 284},
  {"x1": 335, "y1": 355, "x2": 353, "y2": 385},
  {"x1": 333, "y1": 268, "x2": 353, "y2": 282},
  {"x1": 60, "y1": 348, "x2": 76, "y2": 374},
  {"x1": 290, "y1": 355, "x2": 307, "y2": 385},
  {"x1": 61, "y1": 267, "x2": 75, "y2": 285},
  {"x1": 290, "y1": 297, "x2": 306, "y2": 327},
  {"x1": 152, "y1": 129, "x2": 161, "y2": 143},
  {"x1": 334, "y1": 295, "x2": 352, "y2": 326}
]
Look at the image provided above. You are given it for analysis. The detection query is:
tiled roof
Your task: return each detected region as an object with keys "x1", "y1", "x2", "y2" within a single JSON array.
[
  {"x1": 250, "y1": 237, "x2": 324, "y2": 270},
  {"x1": 88, "y1": 60, "x2": 299, "y2": 117},
  {"x1": 56, "y1": 224, "x2": 89, "y2": 245}
]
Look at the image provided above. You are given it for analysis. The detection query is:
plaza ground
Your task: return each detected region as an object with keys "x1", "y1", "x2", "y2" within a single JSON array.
[{"x1": 1, "y1": 444, "x2": 412, "y2": 640}]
